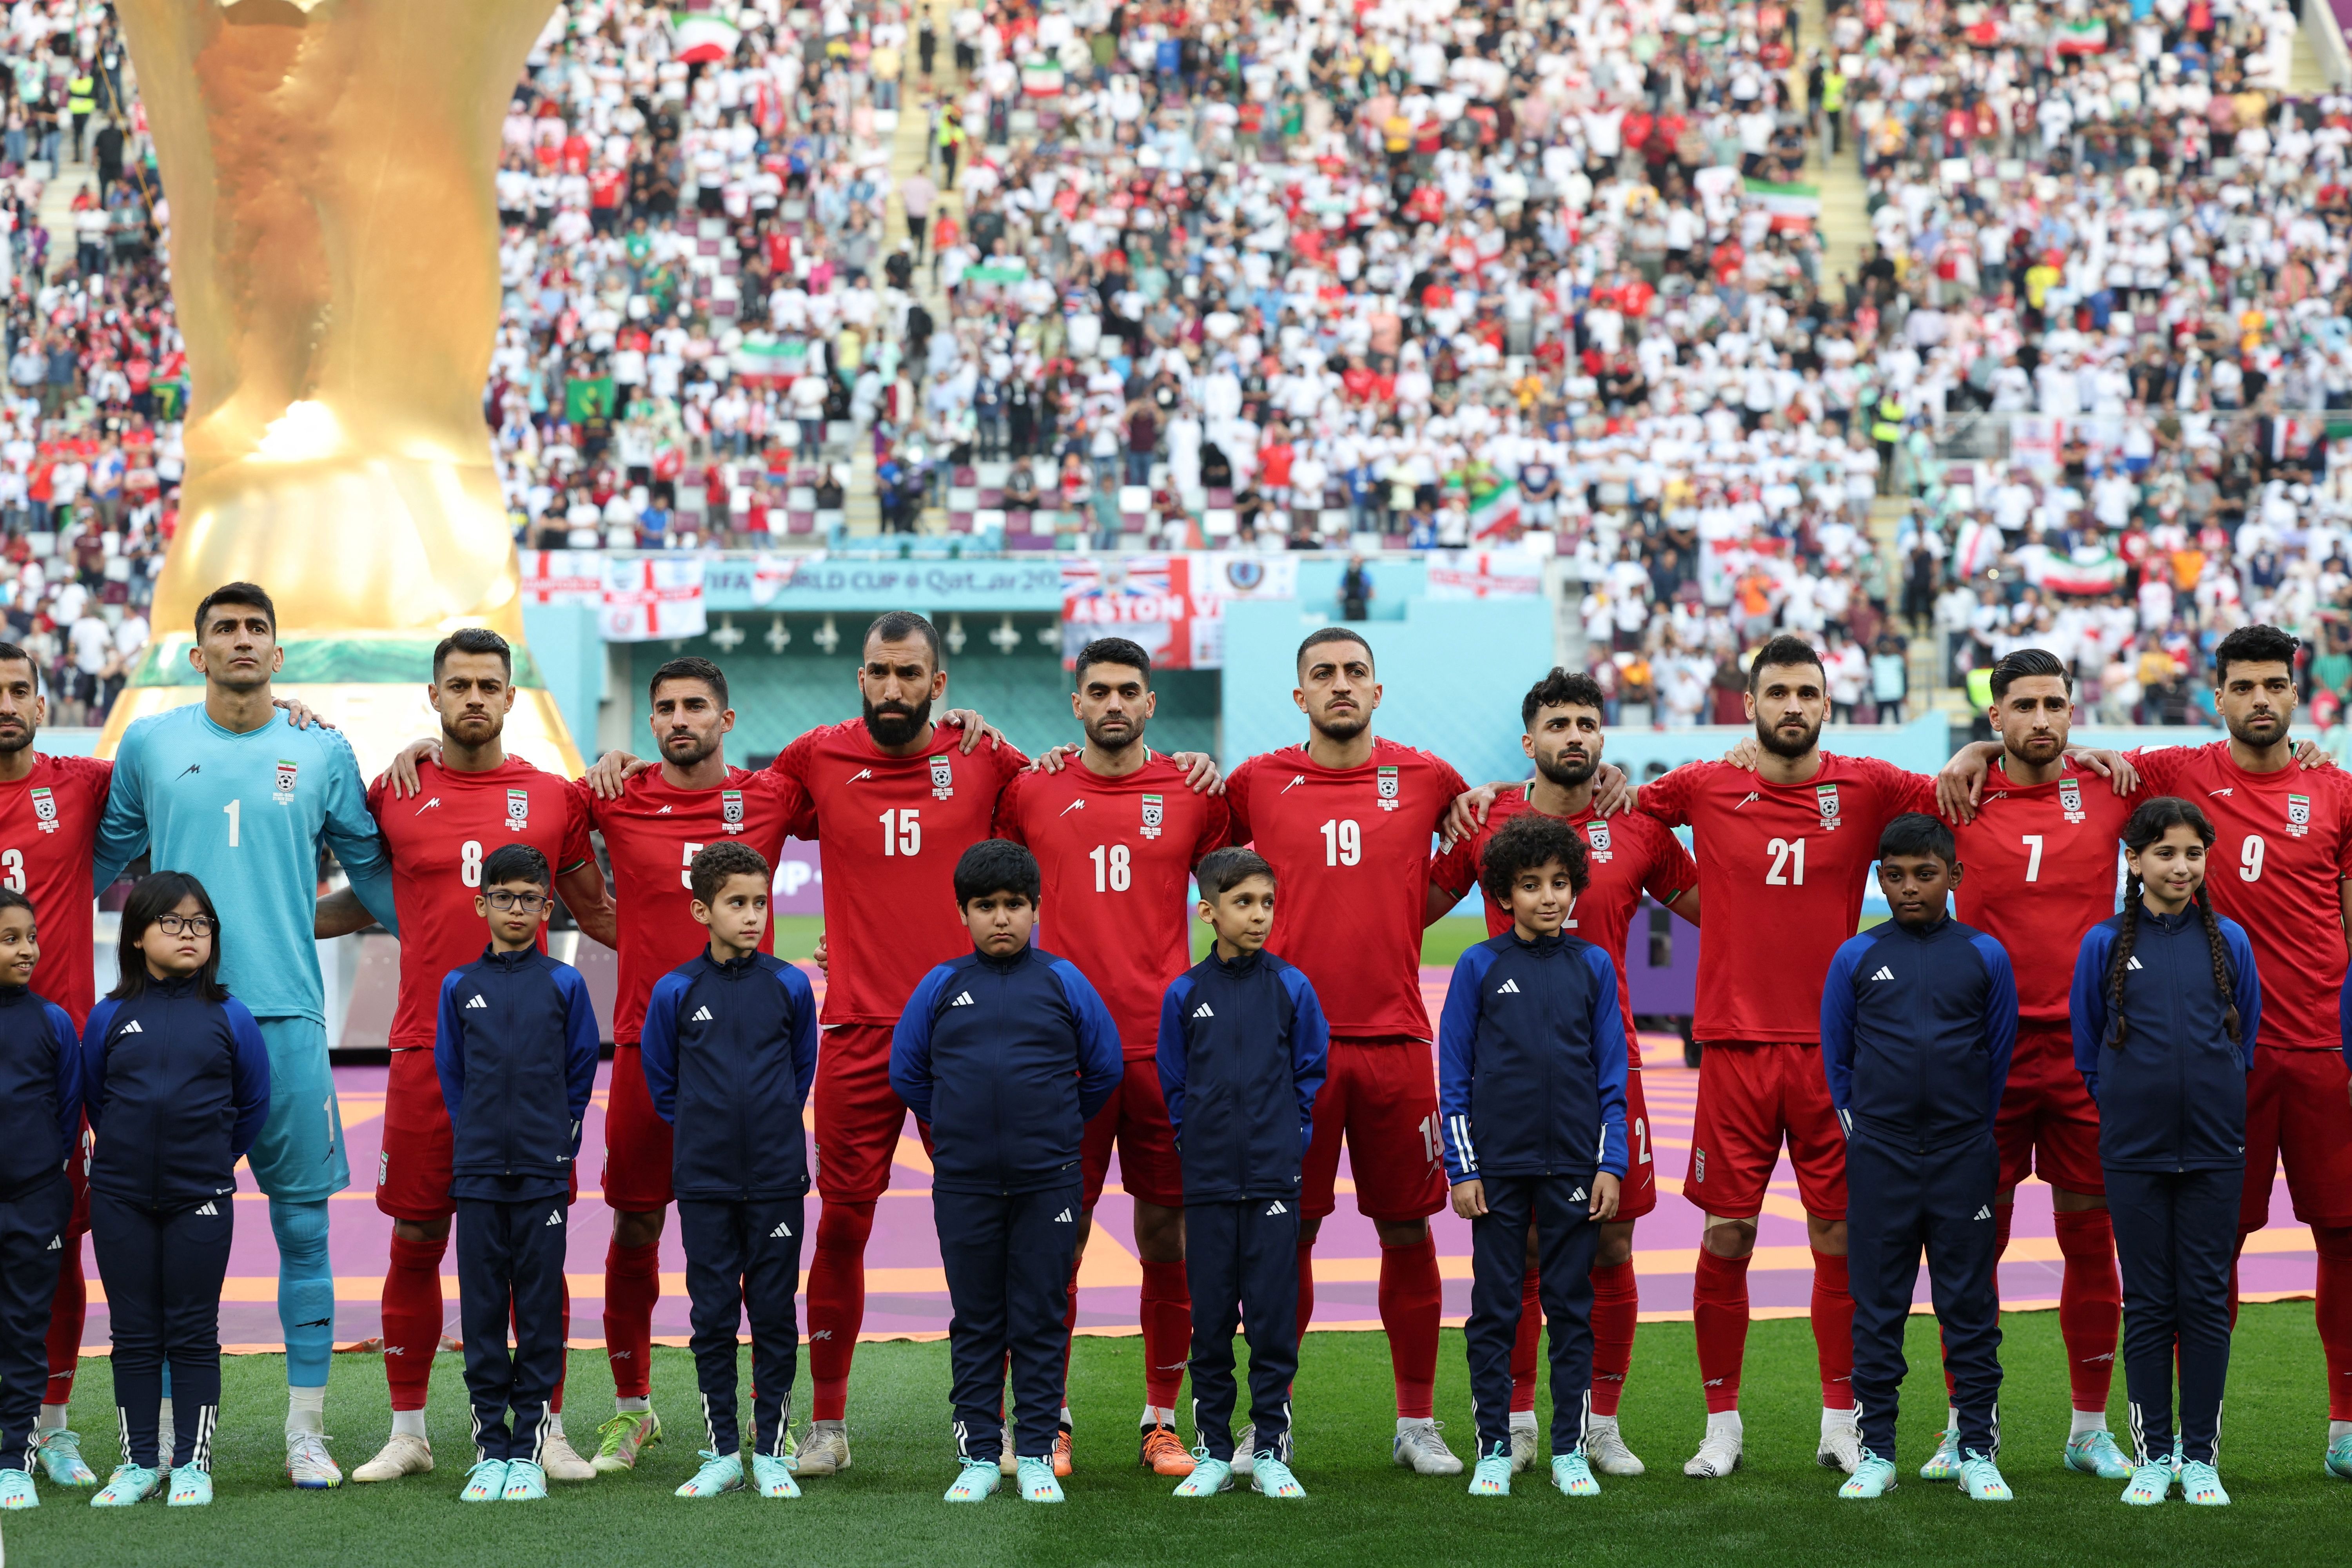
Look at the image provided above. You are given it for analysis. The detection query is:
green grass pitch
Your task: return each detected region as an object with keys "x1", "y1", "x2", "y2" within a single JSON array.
[{"x1": 12, "y1": 1303, "x2": 2341, "y2": 1567}]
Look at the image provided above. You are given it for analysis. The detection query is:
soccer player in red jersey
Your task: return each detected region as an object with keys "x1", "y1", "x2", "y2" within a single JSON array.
[
  {"x1": 1634, "y1": 635, "x2": 1934, "y2": 1480},
  {"x1": 1221, "y1": 627, "x2": 1479, "y2": 1477},
  {"x1": 313, "y1": 628, "x2": 619, "y2": 1486},
  {"x1": 994, "y1": 636, "x2": 1229, "y2": 1477},
  {"x1": 1427, "y1": 667, "x2": 1697, "y2": 1479}
]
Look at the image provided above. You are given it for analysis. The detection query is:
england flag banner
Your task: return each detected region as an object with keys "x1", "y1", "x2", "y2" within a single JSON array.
[
  {"x1": 601, "y1": 555, "x2": 708, "y2": 641},
  {"x1": 521, "y1": 550, "x2": 602, "y2": 606}
]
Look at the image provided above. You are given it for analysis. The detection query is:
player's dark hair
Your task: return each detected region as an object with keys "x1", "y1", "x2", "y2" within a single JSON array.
[
  {"x1": 0, "y1": 641, "x2": 42, "y2": 695},
  {"x1": 1747, "y1": 633, "x2": 1825, "y2": 693},
  {"x1": 1074, "y1": 636, "x2": 1152, "y2": 686},
  {"x1": 2212, "y1": 623, "x2": 2299, "y2": 685},
  {"x1": 1197, "y1": 846, "x2": 1275, "y2": 900},
  {"x1": 2105, "y1": 797, "x2": 2238, "y2": 1052},
  {"x1": 691, "y1": 841, "x2": 771, "y2": 905},
  {"x1": 1877, "y1": 811, "x2": 1955, "y2": 866},
  {"x1": 649, "y1": 655, "x2": 728, "y2": 710},
  {"x1": 194, "y1": 581, "x2": 276, "y2": 637},
  {"x1": 866, "y1": 610, "x2": 943, "y2": 667},
  {"x1": 1521, "y1": 667, "x2": 1607, "y2": 729},
  {"x1": 433, "y1": 626, "x2": 514, "y2": 681},
  {"x1": 1296, "y1": 626, "x2": 1373, "y2": 675},
  {"x1": 0, "y1": 886, "x2": 34, "y2": 933},
  {"x1": 110, "y1": 871, "x2": 229, "y2": 1004},
  {"x1": 953, "y1": 839, "x2": 1040, "y2": 907},
  {"x1": 481, "y1": 843, "x2": 550, "y2": 891},
  {"x1": 1479, "y1": 811, "x2": 1591, "y2": 909},
  {"x1": 1988, "y1": 647, "x2": 2071, "y2": 701}
]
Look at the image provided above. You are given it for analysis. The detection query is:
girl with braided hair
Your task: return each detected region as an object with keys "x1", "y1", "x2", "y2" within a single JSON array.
[{"x1": 2069, "y1": 797, "x2": 2262, "y2": 1510}]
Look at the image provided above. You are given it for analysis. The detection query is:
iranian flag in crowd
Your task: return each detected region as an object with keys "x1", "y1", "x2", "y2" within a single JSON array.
[
  {"x1": 673, "y1": 0, "x2": 742, "y2": 63},
  {"x1": 732, "y1": 334, "x2": 803, "y2": 386},
  {"x1": 1021, "y1": 60, "x2": 1066, "y2": 96},
  {"x1": 2055, "y1": 18, "x2": 2109, "y2": 53},
  {"x1": 601, "y1": 555, "x2": 708, "y2": 641},
  {"x1": 1468, "y1": 481, "x2": 1522, "y2": 539},
  {"x1": 1744, "y1": 177, "x2": 1821, "y2": 232},
  {"x1": 2042, "y1": 546, "x2": 2128, "y2": 596}
]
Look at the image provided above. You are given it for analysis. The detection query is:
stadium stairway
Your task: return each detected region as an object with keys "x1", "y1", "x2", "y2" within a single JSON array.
[{"x1": 31, "y1": 145, "x2": 94, "y2": 283}]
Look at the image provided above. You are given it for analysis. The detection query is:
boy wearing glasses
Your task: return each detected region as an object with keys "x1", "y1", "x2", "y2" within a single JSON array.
[{"x1": 434, "y1": 846, "x2": 601, "y2": 1503}]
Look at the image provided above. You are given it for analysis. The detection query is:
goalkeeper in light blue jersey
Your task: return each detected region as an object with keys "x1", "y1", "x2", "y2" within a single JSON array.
[{"x1": 93, "y1": 582, "x2": 399, "y2": 1491}]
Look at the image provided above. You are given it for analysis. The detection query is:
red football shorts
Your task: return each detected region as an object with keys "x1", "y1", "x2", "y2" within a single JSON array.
[
  {"x1": 602, "y1": 1044, "x2": 676, "y2": 1212},
  {"x1": 1684, "y1": 1040, "x2": 1846, "y2": 1221},
  {"x1": 376, "y1": 1047, "x2": 456, "y2": 1221},
  {"x1": 1301, "y1": 1038, "x2": 1446, "y2": 1224},
  {"x1": 1616, "y1": 1068, "x2": 1657, "y2": 1221},
  {"x1": 2241, "y1": 1047, "x2": 2352, "y2": 1231},
  {"x1": 1994, "y1": 1024, "x2": 2104, "y2": 1198},
  {"x1": 814, "y1": 1023, "x2": 911, "y2": 1206},
  {"x1": 1080, "y1": 1057, "x2": 1184, "y2": 1211}
]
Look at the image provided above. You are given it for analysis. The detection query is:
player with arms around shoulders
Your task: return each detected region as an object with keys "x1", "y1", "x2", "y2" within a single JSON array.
[
  {"x1": 1634, "y1": 634, "x2": 1936, "y2": 1480},
  {"x1": 1428, "y1": 667, "x2": 1697, "y2": 1477}
]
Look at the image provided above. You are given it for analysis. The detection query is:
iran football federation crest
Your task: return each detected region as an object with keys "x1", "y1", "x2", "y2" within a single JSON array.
[
  {"x1": 29, "y1": 786, "x2": 55, "y2": 834},
  {"x1": 2288, "y1": 793, "x2": 2311, "y2": 838},
  {"x1": 929, "y1": 755, "x2": 955, "y2": 800},
  {"x1": 721, "y1": 789, "x2": 745, "y2": 833},
  {"x1": 1376, "y1": 765, "x2": 1400, "y2": 812},
  {"x1": 1140, "y1": 793, "x2": 1164, "y2": 840},
  {"x1": 505, "y1": 788, "x2": 530, "y2": 832},
  {"x1": 274, "y1": 759, "x2": 299, "y2": 804},
  {"x1": 1815, "y1": 782, "x2": 1842, "y2": 830},
  {"x1": 2059, "y1": 778, "x2": 2085, "y2": 825},
  {"x1": 1585, "y1": 818, "x2": 1613, "y2": 864}
]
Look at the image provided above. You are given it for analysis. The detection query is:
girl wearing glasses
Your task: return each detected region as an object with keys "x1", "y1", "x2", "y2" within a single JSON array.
[{"x1": 79, "y1": 872, "x2": 271, "y2": 1508}]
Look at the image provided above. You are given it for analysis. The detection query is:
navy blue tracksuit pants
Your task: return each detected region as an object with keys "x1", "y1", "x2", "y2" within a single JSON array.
[
  {"x1": 1846, "y1": 1132, "x2": 2003, "y2": 1461},
  {"x1": 456, "y1": 1196, "x2": 568, "y2": 1464},
  {"x1": 89, "y1": 1189, "x2": 232, "y2": 1471},
  {"x1": 2107, "y1": 1166, "x2": 2236, "y2": 1466},
  {"x1": 677, "y1": 1197, "x2": 805, "y2": 1457},
  {"x1": 934, "y1": 1184, "x2": 1082, "y2": 1461},
  {"x1": 0, "y1": 1176, "x2": 70, "y2": 1471},
  {"x1": 1185, "y1": 1197, "x2": 1300, "y2": 1464},
  {"x1": 1466, "y1": 1174, "x2": 1602, "y2": 1457}
]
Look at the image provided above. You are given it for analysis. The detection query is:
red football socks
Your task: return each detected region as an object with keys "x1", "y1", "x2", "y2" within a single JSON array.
[
  {"x1": 1810, "y1": 1248, "x2": 1855, "y2": 1410},
  {"x1": 1379, "y1": 1235, "x2": 1441, "y2": 1420},
  {"x1": 2312, "y1": 1224, "x2": 2352, "y2": 1421},
  {"x1": 1691, "y1": 1250, "x2": 1751, "y2": 1414},
  {"x1": 806, "y1": 1201, "x2": 876, "y2": 1421},
  {"x1": 2052, "y1": 1207, "x2": 2121, "y2": 1414},
  {"x1": 1138, "y1": 1259, "x2": 1191, "y2": 1410},
  {"x1": 1589, "y1": 1258, "x2": 1639, "y2": 1418},
  {"x1": 382, "y1": 1232, "x2": 447, "y2": 1411},
  {"x1": 1508, "y1": 1266, "x2": 1541, "y2": 1414},
  {"x1": 43, "y1": 1245, "x2": 84, "y2": 1406},
  {"x1": 1295, "y1": 1242, "x2": 1316, "y2": 1339},
  {"x1": 603, "y1": 1238, "x2": 661, "y2": 1401}
]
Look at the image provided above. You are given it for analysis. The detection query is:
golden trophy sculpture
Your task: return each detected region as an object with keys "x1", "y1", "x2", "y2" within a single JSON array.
[{"x1": 97, "y1": 0, "x2": 582, "y2": 777}]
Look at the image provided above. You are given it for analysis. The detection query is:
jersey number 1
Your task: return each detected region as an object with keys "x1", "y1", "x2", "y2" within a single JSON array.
[{"x1": 223, "y1": 798, "x2": 240, "y2": 848}]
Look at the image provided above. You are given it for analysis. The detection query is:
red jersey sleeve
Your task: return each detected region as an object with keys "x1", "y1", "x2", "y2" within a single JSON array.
[
  {"x1": 557, "y1": 788, "x2": 595, "y2": 872},
  {"x1": 1223, "y1": 755, "x2": 1261, "y2": 844},
  {"x1": 766, "y1": 730, "x2": 820, "y2": 838},
  {"x1": 1635, "y1": 814, "x2": 1699, "y2": 903},
  {"x1": 993, "y1": 767, "x2": 1034, "y2": 845},
  {"x1": 2126, "y1": 745, "x2": 2185, "y2": 796},
  {"x1": 1187, "y1": 787, "x2": 1232, "y2": 866},
  {"x1": 1429, "y1": 833, "x2": 1479, "y2": 900},
  {"x1": 1849, "y1": 755, "x2": 1938, "y2": 825},
  {"x1": 1637, "y1": 762, "x2": 1698, "y2": 828}
]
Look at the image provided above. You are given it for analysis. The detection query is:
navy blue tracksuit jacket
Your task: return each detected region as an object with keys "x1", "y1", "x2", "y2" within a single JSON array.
[
  {"x1": 639, "y1": 948, "x2": 818, "y2": 1458},
  {"x1": 1437, "y1": 931, "x2": 1627, "y2": 1458},
  {"x1": 1155, "y1": 947, "x2": 1328, "y2": 1463},
  {"x1": 1821, "y1": 913, "x2": 2016, "y2": 1461},
  {"x1": 434, "y1": 945, "x2": 600, "y2": 1464},
  {"x1": 891, "y1": 943, "x2": 1119, "y2": 1462},
  {"x1": 0, "y1": 985, "x2": 80, "y2": 1473},
  {"x1": 2069, "y1": 905, "x2": 2260, "y2": 1467}
]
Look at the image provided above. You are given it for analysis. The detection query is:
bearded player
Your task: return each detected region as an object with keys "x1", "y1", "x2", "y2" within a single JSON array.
[
  {"x1": 1428, "y1": 667, "x2": 1698, "y2": 1478},
  {"x1": 994, "y1": 637, "x2": 1230, "y2": 1478},
  {"x1": 1633, "y1": 635, "x2": 1936, "y2": 1480},
  {"x1": 312, "y1": 627, "x2": 620, "y2": 1485}
]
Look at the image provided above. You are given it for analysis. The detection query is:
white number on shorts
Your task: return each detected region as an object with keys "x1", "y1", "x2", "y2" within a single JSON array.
[
  {"x1": 223, "y1": 797, "x2": 241, "y2": 848},
  {"x1": 2240, "y1": 834, "x2": 2265, "y2": 883},
  {"x1": 679, "y1": 841, "x2": 706, "y2": 888},
  {"x1": 1418, "y1": 1113, "x2": 1439, "y2": 1162},
  {"x1": 460, "y1": 839, "x2": 483, "y2": 888},
  {"x1": 1089, "y1": 842, "x2": 1132, "y2": 892},
  {"x1": 2021, "y1": 833, "x2": 2043, "y2": 882},
  {"x1": 1635, "y1": 1116, "x2": 1650, "y2": 1166},
  {"x1": 1321, "y1": 817, "x2": 1362, "y2": 867},
  {"x1": 0, "y1": 849, "x2": 20, "y2": 893},
  {"x1": 1764, "y1": 835, "x2": 1806, "y2": 885},
  {"x1": 878, "y1": 808, "x2": 921, "y2": 857}
]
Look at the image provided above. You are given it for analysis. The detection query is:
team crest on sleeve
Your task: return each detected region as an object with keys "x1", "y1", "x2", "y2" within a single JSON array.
[
  {"x1": 274, "y1": 759, "x2": 299, "y2": 803},
  {"x1": 1585, "y1": 818, "x2": 1613, "y2": 863},
  {"x1": 1376, "y1": 765, "x2": 1400, "y2": 811},
  {"x1": 2058, "y1": 779, "x2": 2085, "y2": 824},
  {"x1": 929, "y1": 755, "x2": 955, "y2": 799},
  {"x1": 29, "y1": 786, "x2": 55, "y2": 833},
  {"x1": 1815, "y1": 783, "x2": 1841, "y2": 830},
  {"x1": 721, "y1": 789, "x2": 746, "y2": 833},
  {"x1": 1140, "y1": 793, "x2": 1164, "y2": 840},
  {"x1": 2287, "y1": 793, "x2": 2311, "y2": 838},
  {"x1": 505, "y1": 788, "x2": 530, "y2": 832}
]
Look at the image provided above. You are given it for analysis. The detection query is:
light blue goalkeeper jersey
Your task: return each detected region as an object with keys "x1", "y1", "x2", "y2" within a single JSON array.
[{"x1": 94, "y1": 703, "x2": 399, "y2": 1023}]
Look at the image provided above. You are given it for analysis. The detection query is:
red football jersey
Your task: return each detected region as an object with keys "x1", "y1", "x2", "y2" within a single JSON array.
[
  {"x1": 768, "y1": 720, "x2": 1030, "y2": 1028},
  {"x1": 576, "y1": 766, "x2": 801, "y2": 1043},
  {"x1": 1639, "y1": 755, "x2": 1934, "y2": 1043},
  {"x1": 1225, "y1": 737, "x2": 1469, "y2": 1040},
  {"x1": 368, "y1": 757, "x2": 596, "y2": 1050},
  {"x1": 995, "y1": 752, "x2": 1230, "y2": 1057},
  {"x1": 1429, "y1": 787, "x2": 1697, "y2": 1064},
  {"x1": 1952, "y1": 767, "x2": 2131, "y2": 1025},
  {"x1": 0, "y1": 754, "x2": 111, "y2": 1027},
  {"x1": 2131, "y1": 744, "x2": 2352, "y2": 1051}
]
